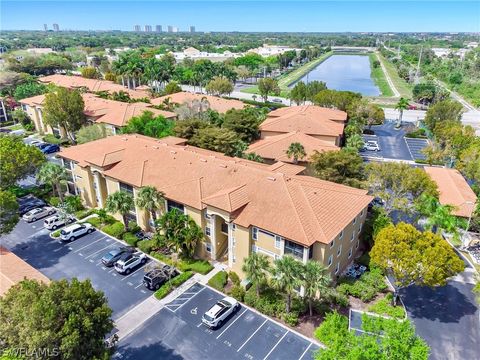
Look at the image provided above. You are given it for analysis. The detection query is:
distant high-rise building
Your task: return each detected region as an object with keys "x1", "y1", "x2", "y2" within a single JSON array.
[
  {"x1": 189, "y1": 26, "x2": 195, "y2": 33},
  {"x1": 43, "y1": 24, "x2": 48, "y2": 31},
  {"x1": 167, "y1": 25, "x2": 173, "y2": 33},
  {"x1": 144, "y1": 25, "x2": 152, "y2": 32},
  {"x1": 53, "y1": 23, "x2": 59, "y2": 32},
  {"x1": 156, "y1": 25, "x2": 162, "y2": 32},
  {"x1": 134, "y1": 25, "x2": 141, "y2": 32}
]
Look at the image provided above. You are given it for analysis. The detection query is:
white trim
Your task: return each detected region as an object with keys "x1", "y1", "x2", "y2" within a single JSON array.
[
  {"x1": 327, "y1": 254, "x2": 333, "y2": 267},
  {"x1": 337, "y1": 244, "x2": 342, "y2": 257}
]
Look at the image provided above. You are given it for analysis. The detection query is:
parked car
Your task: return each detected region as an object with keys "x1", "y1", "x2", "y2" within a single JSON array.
[
  {"x1": 143, "y1": 265, "x2": 179, "y2": 290},
  {"x1": 22, "y1": 206, "x2": 55, "y2": 222},
  {"x1": 114, "y1": 251, "x2": 147, "y2": 274},
  {"x1": 18, "y1": 195, "x2": 46, "y2": 215},
  {"x1": 101, "y1": 247, "x2": 135, "y2": 267},
  {"x1": 0, "y1": 128, "x2": 11, "y2": 134},
  {"x1": 271, "y1": 98, "x2": 283, "y2": 104},
  {"x1": 29, "y1": 140, "x2": 44, "y2": 147},
  {"x1": 44, "y1": 214, "x2": 75, "y2": 230},
  {"x1": 59, "y1": 223, "x2": 94, "y2": 242},
  {"x1": 363, "y1": 140, "x2": 380, "y2": 151},
  {"x1": 202, "y1": 297, "x2": 240, "y2": 329},
  {"x1": 36, "y1": 142, "x2": 50, "y2": 149},
  {"x1": 41, "y1": 144, "x2": 60, "y2": 154}
]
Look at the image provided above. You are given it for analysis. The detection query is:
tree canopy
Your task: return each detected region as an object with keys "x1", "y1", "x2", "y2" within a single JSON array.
[
  {"x1": 424, "y1": 99, "x2": 463, "y2": 131},
  {"x1": 0, "y1": 278, "x2": 113, "y2": 360},
  {"x1": 371, "y1": 223, "x2": 464, "y2": 288},
  {"x1": 311, "y1": 149, "x2": 364, "y2": 188},
  {"x1": 76, "y1": 123, "x2": 110, "y2": 144},
  {"x1": 0, "y1": 190, "x2": 19, "y2": 235},
  {"x1": 122, "y1": 111, "x2": 174, "y2": 138},
  {"x1": 205, "y1": 76, "x2": 234, "y2": 96},
  {"x1": 258, "y1": 78, "x2": 280, "y2": 102}
]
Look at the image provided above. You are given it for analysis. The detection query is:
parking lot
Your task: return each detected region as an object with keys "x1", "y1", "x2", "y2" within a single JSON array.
[
  {"x1": 404, "y1": 137, "x2": 428, "y2": 161},
  {"x1": 117, "y1": 283, "x2": 320, "y2": 360},
  {"x1": 2, "y1": 218, "x2": 152, "y2": 320}
]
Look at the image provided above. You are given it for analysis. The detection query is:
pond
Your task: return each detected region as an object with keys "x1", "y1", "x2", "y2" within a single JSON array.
[{"x1": 291, "y1": 54, "x2": 380, "y2": 96}]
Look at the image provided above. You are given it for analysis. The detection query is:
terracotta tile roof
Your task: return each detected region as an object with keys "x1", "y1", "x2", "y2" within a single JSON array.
[
  {"x1": 260, "y1": 105, "x2": 346, "y2": 137},
  {"x1": 248, "y1": 131, "x2": 339, "y2": 163},
  {"x1": 38, "y1": 74, "x2": 149, "y2": 99},
  {"x1": 59, "y1": 135, "x2": 371, "y2": 246},
  {"x1": 268, "y1": 105, "x2": 348, "y2": 122},
  {"x1": 150, "y1": 91, "x2": 245, "y2": 113},
  {"x1": 424, "y1": 167, "x2": 477, "y2": 218},
  {"x1": 19, "y1": 93, "x2": 176, "y2": 128},
  {"x1": 0, "y1": 246, "x2": 50, "y2": 297},
  {"x1": 266, "y1": 162, "x2": 306, "y2": 175}
]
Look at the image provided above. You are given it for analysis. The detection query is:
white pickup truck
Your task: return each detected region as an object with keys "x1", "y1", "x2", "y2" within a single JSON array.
[{"x1": 114, "y1": 251, "x2": 147, "y2": 274}]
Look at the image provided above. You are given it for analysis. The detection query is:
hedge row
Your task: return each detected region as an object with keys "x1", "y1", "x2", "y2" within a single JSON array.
[{"x1": 154, "y1": 271, "x2": 194, "y2": 300}]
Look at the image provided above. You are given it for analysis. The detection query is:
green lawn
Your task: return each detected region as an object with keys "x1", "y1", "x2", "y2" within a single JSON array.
[
  {"x1": 377, "y1": 53, "x2": 412, "y2": 98},
  {"x1": 369, "y1": 53, "x2": 394, "y2": 97}
]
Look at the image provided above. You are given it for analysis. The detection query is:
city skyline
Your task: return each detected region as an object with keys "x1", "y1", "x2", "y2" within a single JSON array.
[{"x1": 1, "y1": 1, "x2": 479, "y2": 32}]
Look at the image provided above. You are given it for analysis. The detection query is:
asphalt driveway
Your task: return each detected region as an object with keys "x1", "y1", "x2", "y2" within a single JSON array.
[
  {"x1": 363, "y1": 122, "x2": 413, "y2": 161},
  {"x1": 2, "y1": 218, "x2": 152, "y2": 320},
  {"x1": 116, "y1": 284, "x2": 320, "y2": 360}
]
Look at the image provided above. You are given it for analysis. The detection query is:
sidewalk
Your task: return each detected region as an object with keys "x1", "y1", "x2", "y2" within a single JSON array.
[{"x1": 115, "y1": 261, "x2": 226, "y2": 339}]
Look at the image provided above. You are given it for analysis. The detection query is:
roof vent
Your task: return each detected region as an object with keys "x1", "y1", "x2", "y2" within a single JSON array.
[
  {"x1": 267, "y1": 176, "x2": 276, "y2": 181},
  {"x1": 200, "y1": 159, "x2": 207, "y2": 162},
  {"x1": 219, "y1": 164, "x2": 227, "y2": 168},
  {"x1": 121, "y1": 138, "x2": 128, "y2": 141},
  {"x1": 170, "y1": 150, "x2": 177, "y2": 154},
  {"x1": 153, "y1": 146, "x2": 159, "y2": 149}
]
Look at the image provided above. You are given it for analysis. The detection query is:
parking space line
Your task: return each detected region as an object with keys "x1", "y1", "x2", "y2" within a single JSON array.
[
  {"x1": 264, "y1": 330, "x2": 289, "y2": 360},
  {"x1": 134, "y1": 283, "x2": 143, "y2": 289},
  {"x1": 84, "y1": 244, "x2": 116, "y2": 259},
  {"x1": 298, "y1": 343, "x2": 312, "y2": 360},
  {"x1": 120, "y1": 265, "x2": 146, "y2": 281},
  {"x1": 237, "y1": 319, "x2": 268, "y2": 352},
  {"x1": 173, "y1": 286, "x2": 205, "y2": 313},
  {"x1": 217, "y1": 308, "x2": 247, "y2": 339},
  {"x1": 73, "y1": 236, "x2": 107, "y2": 253}
]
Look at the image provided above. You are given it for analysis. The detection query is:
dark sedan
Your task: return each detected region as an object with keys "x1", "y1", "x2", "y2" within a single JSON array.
[
  {"x1": 41, "y1": 144, "x2": 60, "y2": 154},
  {"x1": 101, "y1": 247, "x2": 135, "y2": 267}
]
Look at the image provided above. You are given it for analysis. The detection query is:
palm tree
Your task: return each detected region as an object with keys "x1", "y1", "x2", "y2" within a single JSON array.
[
  {"x1": 395, "y1": 97, "x2": 410, "y2": 128},
  {"x1": 271, "y1": 255, "x2": 303, "y2": 313},
  {"x1": 286, "y1": 142, "x2": 307, "y2": 164},
  {"x1": 417, "y1": 195, "x2": 460, "y2": 238},
  {"x1": 36, "y1": 163, "x2": 68, "y2": 202},
  {"x1": 105, "y1": 191, "x2": 134, "y2": 231},
  {"x1": 345, "y1": 134, "x2": 365, "y2": 151},
  {"x1": 302, "y1": 261, "x2": 331, "y2": 316},
  {"x1": 183, "y1": 218, "x2": 204, "y2": 258},
  {"x1": 135, "y1": 186, "x2": 165, "y2": 224},
  {"x1": 242, "y1": 253, "x2": 271, "y2": 296},
  {"x1": 244, "y1": 152, "x2": 264, "y2": 163}
]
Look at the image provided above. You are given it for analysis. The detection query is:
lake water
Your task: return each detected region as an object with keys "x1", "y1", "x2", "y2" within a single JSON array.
[{"x1": 291, "y1": 54, "x2": 380, "y2": 96}]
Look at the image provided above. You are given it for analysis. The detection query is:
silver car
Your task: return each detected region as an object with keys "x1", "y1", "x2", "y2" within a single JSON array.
[{"x1": 22, "y1": 207, "x2": 56, "y2": 222}]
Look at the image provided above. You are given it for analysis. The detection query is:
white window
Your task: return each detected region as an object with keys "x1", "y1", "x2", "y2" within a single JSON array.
[
  {"x1": 351, "y1": 233, "x2": 354, "y2": 242},
  {"x1": 205, "y1": 227, "x2": 211, "y2": 236},
  {"x1": 204, "y1": 212, "x2": 211, "y2": 220},
  {"x1": 327, "y1": 255, "x2": 333, "y2": 267},
  {"x1": 335, "y1": 262, "x2": 340, "y2": 274},
  {"x1": 358, "y1": 224, "x2": 363, "y2": 234},
  {"x1": 252, "y1": 245, "x2": 258, "y2": 253},
  {"x1": 348, "y1": 248, "x2": 353, "y2": 259},
  {"x1": 337, "y1": 245, "x2": 342, "y2": 257},
  {"x1": 330, "y1": 240, "x2": 335, "y2": 248},
  {"x1": 232, "y1": 223, "x2": 236, "y2": 231},
  {"x1": 232, "y1": 255, "x2": 236, "y2": 263},
  {"x1": 339, "y1": 230, "x2": 344, "y2": 239},
  {"x1": 252, "y1": 227, "x2": 258, "y2": 241},
  {"x1": 353, "y1": 217, "x2": 357, "y2": 225},
  {"x1": 356, "y1": 240, "x2": 359, "y2": 249},
  {"x1": 205, "y1": 243, "x2": 212, "y2": 253},
  {"x1": 360, "y1": 209, "x2": 364, "y2": 217},
  {"x1": 274, "y1": 235, "x2": 281, "y2": 249}
]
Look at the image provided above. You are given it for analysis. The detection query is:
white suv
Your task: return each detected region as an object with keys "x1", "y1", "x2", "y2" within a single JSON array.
[
  {"x1": 59, "y1": 223, "x2": 94, "y2": 242},
  {"x1": 114, "y1": 252, "x2": 147, "y2": 275},
  {"x1": 202, "y1": 297, "x2": 240, "y2": 328},
  {"x1": 44, "y1": 214, "x2": 75, "y2": 230}
]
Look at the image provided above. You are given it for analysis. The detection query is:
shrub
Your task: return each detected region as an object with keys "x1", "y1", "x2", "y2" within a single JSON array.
[
  {"x1": 368, "y1": 293, "x2": 405, "y2": 319},
  {"x1": 405, "y1": 128, "x2": 427, "y2": 138},
  {"x1": 356, "y1": 253, "x2": 371, "y2": 268},
  {"x1": 177, "y1": 258, "x2": 213, "y2": 275},
  {"x1": 282, "y1": 312, "x2": 299, "y2": 327},
  {"x1": 127, "y1": 221, "x2": 140, "y2": 233},
  {"x1": 154, "y1": 271, "x2": 194, "y2": 299},
  {"x1": 75, "y1": 208, "x2": 96, "y2": 219},
  {"x1": 85, "y1": 217, "x2": 102, "y2": 228},
  {"x1": 208, "y1": 271, "x2": 228, "y2": 291},
  {"x1": 328, "y1": 291, "x2": 349, "y2": 308},
  {"x1": 337, "y1": 267, "x2": 387, "y2": 302},
  {"x1": 122, "y1": 232, "x2": 139, "y2": 246},
  {"x1": 138, "y1": 239, "x2": 156, "y2": 253},
  {"x1": 150, "y1": 251, "x2": 171, "y2": 264},
  {"x1": 51, "y1": 230, "x2": 61, "y2": 238},
  {"x1": 43, "y1": 134, "x2": 67, "y2": 145},
  {"x1": 229, "y1": 285, "x2": 245, "y2": 302},
  {"x1": 102, "y1": 221, "x2": 125, "y2": 238},
  {"x1": 64, "y1": 195, "x2": 84, "y2": 212},
  {"x1": 228, "y1": 271, "x2": 241, "y2": 286},
  {"x1": 48, "y1": 196, "x2": 60, "y2": 207}
]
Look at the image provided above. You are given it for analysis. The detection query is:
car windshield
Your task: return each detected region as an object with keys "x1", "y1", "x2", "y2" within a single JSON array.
[
  {"x1": 203, "y1": 314, "x2": 214, "y2": 322},
  {"x1": 105, "y1": 250, "x2": 120, "y2": 259},
  {"x1": 60, "y1": 229, "x2": 67, "y2": 235}
]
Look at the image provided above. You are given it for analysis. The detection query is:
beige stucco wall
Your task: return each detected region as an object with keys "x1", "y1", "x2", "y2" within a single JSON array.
[
  {"x1": 72, "y1": 164, "x2": 97, "y2": 208},
  {"x1": 230, "y1": 225, "x2": 252, "y2": 277}
]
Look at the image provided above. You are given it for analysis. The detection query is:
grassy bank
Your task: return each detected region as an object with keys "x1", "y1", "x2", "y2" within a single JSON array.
[
  {"x1": 377, "y1": 53, "x2": 412, "y2": 98},
  {"x1": 241, "y1": 51, "x2": 333, "y2": 97},
  {"x1": 369, "y1": 53, "x2": 394, "y2": 97}
]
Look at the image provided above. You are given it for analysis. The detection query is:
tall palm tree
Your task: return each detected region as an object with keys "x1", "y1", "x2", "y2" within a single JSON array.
[
  {"x1": 417, "y1": 195, "x2": 460, "y2": 238},
  {"x1": 36, "y1": 162, "x2": 68, "y2": 202},
  {"x1": 135, "y1": 186, "x2": 165, "y2": 224},
  {"x1": 242, "y1": 253, "x2": 271, "y2": 296},
  {"x1": 286, "y1": 142, "x2": 307, "y2": 164},
  {"x1": 302, "y1": 261, "x2": 331, "y2": 316},
  {"x1": 395, "y1": 97, "x2": 410, "y2": 128},
  {"x1": 271, "y1": 255, "x2": 303, "y2": 313},
  {"x1": 105, "y1": 191, "x2": 134, "y2": 231}
]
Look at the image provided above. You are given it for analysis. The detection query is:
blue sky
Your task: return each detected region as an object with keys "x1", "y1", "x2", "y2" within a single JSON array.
[{"x1": 1, "y1": 1, "x2": 479, "y2": 32}]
